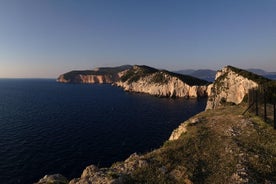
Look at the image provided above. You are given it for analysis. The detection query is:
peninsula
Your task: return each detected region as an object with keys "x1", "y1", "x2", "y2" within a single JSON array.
[
  {"x1": 57, "y1": 65, "x2": 210, "y2": 98},
  {"x1": 37, "y1": 66, "x2": 276, "y2": 184}
]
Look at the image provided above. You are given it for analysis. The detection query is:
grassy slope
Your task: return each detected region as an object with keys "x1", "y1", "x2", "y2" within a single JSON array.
[{"x1": 125, "y1": 104, "x2": 276, "y2": 183}]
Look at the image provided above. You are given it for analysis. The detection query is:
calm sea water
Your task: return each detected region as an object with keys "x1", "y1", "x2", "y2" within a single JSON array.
[{"x1": 0, "y1": 79, "x2": 206, "y2": 184}]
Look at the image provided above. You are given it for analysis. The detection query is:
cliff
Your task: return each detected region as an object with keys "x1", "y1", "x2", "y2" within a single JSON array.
[
  {"x1": 57, "y1": 65, "x2": 210, "y2": 98},
  {"x1": 116, "y1": 65, "x2": 210, "y2": 98},
  {"x1": 35, "y1": 105, "x2": 276, "y2": 184},
  {"x1": 40, "y1": 65, "x2": 276, "y2": 183},
  {"x1": 57, "y1": 65, "x2": 132, "y2": 84},
  {"x1": 206, "y1": 66, "x2": 271, "y2": 110}
]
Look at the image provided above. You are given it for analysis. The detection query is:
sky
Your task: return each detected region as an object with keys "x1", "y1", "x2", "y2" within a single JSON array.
[{"x1": 0, "y1": 0, "x2": 276, "y2": 78}]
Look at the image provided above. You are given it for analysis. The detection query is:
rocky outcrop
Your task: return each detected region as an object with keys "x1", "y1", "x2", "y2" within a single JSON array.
[
  {"x1": 69, "y1": 153, "x2": 148, "y2": 184},
  {"x1": 35, "y1": 174, "x2": 68, "y2": 184},
  {"x1": 57, "y1": 74, "x2": 117, "y2": 84},
  {"x1": 116, "y1": 65, "x2": 209, "y2": 98},
  {"x1": 205, "y1": 66, "x2": 270, "y2": 110},
  {"x1": 169, "y1": 117, "x2": 201, "y2": 141},
  {"x1": 57, "y1": 65, "x2": 132, "y2": 84},
  {"x1": 36, "y1": 153, "x2": 148, "y2": 184},
  {"x1": 57, "y1": 65, "x2": 210, "y2": 98}
]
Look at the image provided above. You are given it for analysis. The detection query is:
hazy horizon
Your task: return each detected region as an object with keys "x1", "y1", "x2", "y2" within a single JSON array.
[{"x1": 0, "y1": 0, "x2": 276, "y2": 78}]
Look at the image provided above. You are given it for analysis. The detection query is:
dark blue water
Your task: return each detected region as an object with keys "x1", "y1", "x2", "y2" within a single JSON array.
[{"x1": 0, "y1": 79, "x2": 206, "y2": 184}]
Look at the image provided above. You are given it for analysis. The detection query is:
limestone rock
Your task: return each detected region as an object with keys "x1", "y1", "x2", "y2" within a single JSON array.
[
  {"x1": 57, "y1": 74, "x2": 117, "y2": 84},
  {"x1": 169, "y1": 117, "x2": 201, "y2": 141},
  {"x1": 116, "y1": 66, "x2": 209, "y2": 98},
  {"x1": 112, "y1": 153, "x2": 148, "y2": 174},
  {"x1": 206, "y1": 66, "x2": 260, "y2": 110},
  {"x1": 56, "y1": 65, "x2": 132, "y2": 84},
  {"x1": 35, "y1": 174, "x2": 68, "y2": 184},
  {"x1": 68, "y1": 153, "x2": 148, "y2": 184}
]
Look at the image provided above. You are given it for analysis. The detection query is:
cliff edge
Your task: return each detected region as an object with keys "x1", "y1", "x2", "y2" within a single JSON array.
[
  {"x1": 38, "y1": 65, "x2": 275, "y2": 184},
  {"x1": 206, "y1": 66, "x2": 271, "y2": 110},
  {"x1": 35, "y1": 105, "x2": 276, "y2": 184},
  {"x1": 116, "y1": 65, "x2": 210, "y2": 98},
  {"x1": 57, "y1": 65, "x2": 210, "y2": 98},
  {"x1": 57, "y1": 65, "x2": 132, "y2": 84}
]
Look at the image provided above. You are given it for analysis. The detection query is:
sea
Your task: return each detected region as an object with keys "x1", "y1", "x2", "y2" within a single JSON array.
[{"x1": 0, "y1": 79, "x2": 207, "y2": 184}]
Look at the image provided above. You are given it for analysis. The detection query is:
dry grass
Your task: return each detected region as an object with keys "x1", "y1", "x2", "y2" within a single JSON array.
[{"x1": 125, "y1": 104, "x2": 276, "y2": 183}]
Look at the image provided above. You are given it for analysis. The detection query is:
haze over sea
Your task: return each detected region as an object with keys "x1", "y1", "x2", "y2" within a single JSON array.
[{"x1": 0, "y1": 79, "x2": 206, "y2": 184}]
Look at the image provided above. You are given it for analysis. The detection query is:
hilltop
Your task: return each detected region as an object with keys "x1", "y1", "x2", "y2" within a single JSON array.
[{"x1": 206, "y1": 65, "x2": 274, "y2": 110}]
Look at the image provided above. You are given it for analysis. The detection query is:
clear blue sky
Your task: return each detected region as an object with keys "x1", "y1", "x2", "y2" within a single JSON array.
[{"x1": 0, "y1": 0, "x2": 275, "y2": 78}]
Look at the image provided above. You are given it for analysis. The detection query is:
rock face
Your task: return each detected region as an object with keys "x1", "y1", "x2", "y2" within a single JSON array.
[
  {"x1": 68, "y1": 153, "x2": 148, "y2": 184},
  {"x1": 57, "y1": 65, "x2": 210, "y2": 98},
  {"x1": 169, "y1": 117, "x2": 201, "y2": 141},
  {"x1": 116, "y1": 65, "x2": 209, "y2": 98},
  {"x1": 57, "y1": 74, "x2": 117, "y2": 84},
  {"x1": 205, "y1": 66, "x2": 268, "y2": 110},
  {"x1": 57, "y1": 65, "x2": 132, "y2": 84},
  {"x1": 35, "y1": 174, "x2": 68, "y2": 184},
  {"x1": 35, "y1": 153, "x2": 148, "y2": 184}
]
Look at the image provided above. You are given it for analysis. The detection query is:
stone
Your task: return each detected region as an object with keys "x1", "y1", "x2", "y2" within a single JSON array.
[
  {"x1": 35, "y1": 174, "x2": 68, "y2": 184},
  {"x1": 81, "y1": 165, "x2": 99, "y2": 178},
  {"x1": 206, "y1": 66, "x2": 259, "y2": 110}
]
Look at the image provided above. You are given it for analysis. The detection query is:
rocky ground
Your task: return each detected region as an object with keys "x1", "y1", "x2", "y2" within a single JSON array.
[{"x1": 35, "y1": 104, "x2": 276, "y2": 184}]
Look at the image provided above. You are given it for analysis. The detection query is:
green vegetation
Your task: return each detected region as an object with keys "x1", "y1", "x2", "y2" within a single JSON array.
[
  {"x1": 163, "y1": 70, "x2": 210, "y2": 86},
  {"x1": 120, "y1": 65, "x2": 158, "y2": 84},
  {"x1": 63, "y1": 70, "x2": 97, "y2": 81},
  {"x1": 62, "y1": 65, "x2": 132, "y2": 81},
  {"x1": 120, "y1": 65, "x2": 210, "y2": 86},
  {"x1": 124, "y1": 105, "x2": 276, "y2": 183},
  {"x1": 235, "y1": 116, "x2": 276, "y2": 183},
  {"x1": 227, "y1": 65, "x2": 271, "y2": 85},
  {"x1": 150, "y1": 72, "x2": 168, "y2": 84}
]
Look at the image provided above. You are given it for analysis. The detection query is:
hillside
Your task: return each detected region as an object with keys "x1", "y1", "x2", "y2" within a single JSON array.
[
  {"x1": 36, "y1": 104, "x2": 276, "y2": 184},
  {"x1": 124, "y1": 104, "x2": 276, "y2": 184},
  {"x1": 57, "y1": 65, "x2": 132, "y2": 83},
  {"x1": 116, "y1": 65, "x2": 210, "y2": 98}
]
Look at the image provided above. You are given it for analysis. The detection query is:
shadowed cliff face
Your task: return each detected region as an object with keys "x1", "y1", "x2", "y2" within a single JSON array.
[{"x1": 205, "y1": 66, "x2": 271, "y2": 110}]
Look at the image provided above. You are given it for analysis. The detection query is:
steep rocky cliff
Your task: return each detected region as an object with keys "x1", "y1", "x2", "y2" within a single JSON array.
[
  {"x1": 57, "y1": 65, "x2": 132, "y2": 84},
  {"x1": 116, "y1": 65, "x2": 210, "y2": 98},
  {"x1": 57, "y1": 73, "x2": 118, "y2": 84},
  {"x1": 206, "y1": 66, "x2": 270, "y2": 110},
  {"x1": 57, "y1": 65, "x2": 210, "y2": 98}
]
